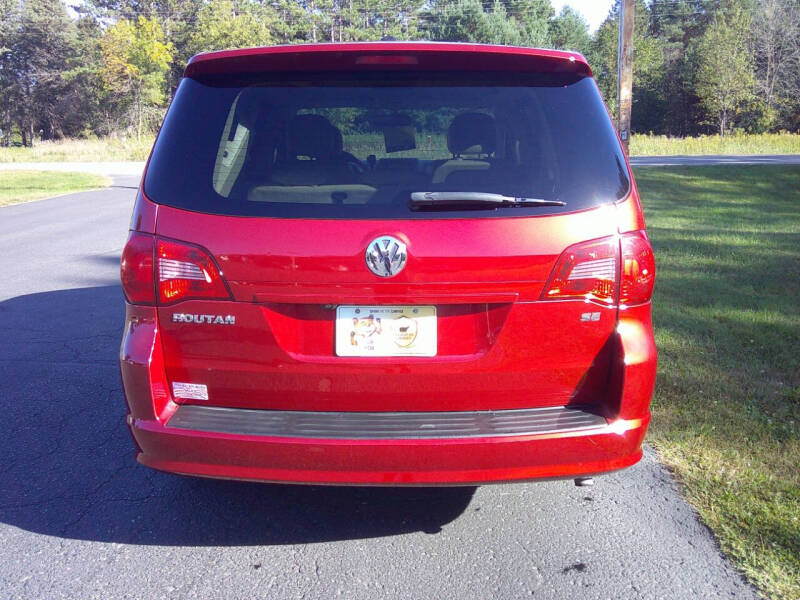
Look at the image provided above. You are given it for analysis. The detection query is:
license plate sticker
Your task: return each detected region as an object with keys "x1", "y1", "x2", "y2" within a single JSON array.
[{"x1": 335, "y1": 305, "x2": 437, "y2": 357}]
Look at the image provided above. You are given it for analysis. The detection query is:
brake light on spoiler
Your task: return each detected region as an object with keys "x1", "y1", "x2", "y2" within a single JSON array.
[
  {"x1": 120, "y1": 232, "x2": 231, "y2": 305},
  {"x1": 542, "y1": 232, "x2": 655, "y2": 306},
  {"x1": 355, "y1": 55, "x2": 419, "y2": 65}
]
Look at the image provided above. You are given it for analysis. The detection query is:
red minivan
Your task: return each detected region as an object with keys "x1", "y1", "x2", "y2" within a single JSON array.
[{"x1": 120, "y1": 43, "x2": 656, "y2": 485}]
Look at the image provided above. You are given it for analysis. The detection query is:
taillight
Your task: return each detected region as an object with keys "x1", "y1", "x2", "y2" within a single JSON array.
[
  {"x1": 541, "y1": 236, "x2": 619, "y2": 304},
  {"x1": 620, "y1": 231, "x2": 656, "y2": 306},
  {"x1": 156, "y1": 237, "x2": 230, "y2": 304},
  {"x1": 120, "y1": 232, "x2": 230, "y2": 305},
  {"x1": 541, "y1": 232, "x2": 655, "y2": 306},
  {"x1": 120, "y1": 232, "x2": 155, "y2": 304}
]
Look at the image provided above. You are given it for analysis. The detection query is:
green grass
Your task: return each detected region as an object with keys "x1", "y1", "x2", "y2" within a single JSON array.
[
  {"x1": 0, "y1": 170, "x2": 111, "y2": 206},
  {"x1": 0, "y1": 137, "x2": 154, "y2": 163},
  {"x1": 631, "y1": 132, "x2": 800, "y2": 156},
  {"x1": 2, "y1": 131, "x2": 797, "y2": 163},
  {"x1": 635, "y1": 165, "x2": 800, "y2": 600}
]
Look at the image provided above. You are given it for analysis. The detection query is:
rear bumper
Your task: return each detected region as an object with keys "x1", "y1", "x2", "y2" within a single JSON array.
[
  {"x1": 120, "y1": 303, "x2": 655, "y2": 485},
  {"x1": 131, "y1": 411, "x2": 648, "y2": 485}
]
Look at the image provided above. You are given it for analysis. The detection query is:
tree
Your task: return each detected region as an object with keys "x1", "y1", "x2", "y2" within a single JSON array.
[
  {"x1": 484, "y1": 2, "x2": 527, "y2": 45},
  {"x1": 271, "y1": 0, "x2": 313, "y2": 43},
  {"x1": 100, "y1": 16, "x2": 173, "y2": 139},
  {"x1": 187, "y1": 0, "x2": 279, "y2": 55},
  {"x1": 649, "y1": 0, "x2": 717, "y2": 136},
  {"x1": 588, "y1": 0, "x2": 665, "y2": 133},
  {"x1": 336, "y1": 0, "x2": 426, "y2": 42},
  {"x1": 80, "y1": 0, "x2": 202, "y2": 95},
  {"x1": 61, "y1": 17, "x2": 108, "y2": 137},
  {"x1": 1, "y1": 0, "x2": 77, "y2": 146},
  {"x1": 695, "y1": 9, "x2": 755, "y2": 135},
  {"x1": 501, "y1": 0, "x2": 553, "y2": 46},
  {"x1": 752, "y1": 0, "x2": 800, "y2": 130},
  {"x1": 588, "y1": 9, "x2": 619, "y2": 116},
  {"x1": 2, "y1": 0, "x2": 798, "y2": 142},
  {"x1": 0, "y1": 0, "x2": 19, "y2": 145},
  {"x1": 424, "y1": 0, "x2": 554, "y2": 45},
  {"x1": 425, "y1": 0, "x2": 518, "y2": 44},
  {"x1": 550, "y1": 6, "x2": 591, "y2": 55}
]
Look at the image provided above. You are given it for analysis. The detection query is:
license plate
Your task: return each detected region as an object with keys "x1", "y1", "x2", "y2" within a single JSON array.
[{"x1": 335, "y1": 305, "x2": 437, "y2": 357}]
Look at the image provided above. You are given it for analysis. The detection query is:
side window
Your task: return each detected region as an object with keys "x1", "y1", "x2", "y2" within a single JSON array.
[{"x1": 213, "y1": 95, "x2": 250, "y2": 198}]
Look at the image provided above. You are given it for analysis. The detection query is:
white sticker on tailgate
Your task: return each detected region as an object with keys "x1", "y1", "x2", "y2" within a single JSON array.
[{"x1": 335, "y1": 305, "x2": 437, "y2": 357}]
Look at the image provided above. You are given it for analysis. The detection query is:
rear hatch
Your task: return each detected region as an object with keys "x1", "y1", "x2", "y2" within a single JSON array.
[{"x1": 143, "y1": 46, "x2": 632, "y2": 414}]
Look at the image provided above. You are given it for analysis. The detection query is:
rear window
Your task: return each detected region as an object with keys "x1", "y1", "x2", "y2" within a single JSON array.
[{"x1": 145, "y1": 72, "x2": 629, "y2": 219}]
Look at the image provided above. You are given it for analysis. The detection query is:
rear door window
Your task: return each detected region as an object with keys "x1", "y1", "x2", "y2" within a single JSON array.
[{"x1": 145, "y1": 73, "x2": 629, "y2": 219}]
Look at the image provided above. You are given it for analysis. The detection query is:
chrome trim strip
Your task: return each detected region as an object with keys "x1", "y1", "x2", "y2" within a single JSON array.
[{"x1": 166, "y1": 405, "x2": 608, "y2": 440}]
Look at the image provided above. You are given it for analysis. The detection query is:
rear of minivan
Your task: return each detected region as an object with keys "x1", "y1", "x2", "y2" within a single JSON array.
[{"x1": 120, "y1": 43, "x2": 657, "y2": 485}]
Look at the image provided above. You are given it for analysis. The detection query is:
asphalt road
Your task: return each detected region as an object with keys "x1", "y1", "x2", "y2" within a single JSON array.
[{"x1": 0, "y1": 179, "x2": 760, "y2": 599}]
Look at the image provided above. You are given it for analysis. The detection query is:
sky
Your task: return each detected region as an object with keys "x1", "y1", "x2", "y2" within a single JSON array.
[{"x1": 550, "y1": 0, "x2": 616, "y2": 33}]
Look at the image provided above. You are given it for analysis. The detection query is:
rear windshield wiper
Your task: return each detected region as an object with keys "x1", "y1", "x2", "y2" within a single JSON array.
[{"x1": 410, "y1": 192, "x2": 566, "y2": 208}]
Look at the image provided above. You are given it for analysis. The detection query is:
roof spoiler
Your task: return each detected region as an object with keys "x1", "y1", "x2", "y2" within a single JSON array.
[{"x1": 185, "y1": 42, "x2": 592, "y2": 79}]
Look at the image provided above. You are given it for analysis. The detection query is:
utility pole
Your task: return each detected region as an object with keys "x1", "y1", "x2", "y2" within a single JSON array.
[{"x1": 617, "y1": 0, "x2": 635, "y2": 155}]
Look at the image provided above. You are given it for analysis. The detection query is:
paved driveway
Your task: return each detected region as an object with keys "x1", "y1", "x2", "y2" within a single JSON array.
[{"x1": 0, "y1": 180, "x2": 758, "y2": 599}]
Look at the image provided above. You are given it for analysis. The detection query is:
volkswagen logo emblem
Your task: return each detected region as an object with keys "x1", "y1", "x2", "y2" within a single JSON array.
[{"x1": 365, "y1": 236, "x2": 407, "y2": 278}]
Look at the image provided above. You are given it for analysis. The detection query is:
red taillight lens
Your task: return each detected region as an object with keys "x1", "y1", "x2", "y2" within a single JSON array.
[
  {"x1": 156, "y1": 237, "x2": 230, "y2": 305},
  {"x1": 620, "y1": 231, "x2": 656, "y2": 305},
  {"x1": 541, "y1": 232, "x2": 655, "y2": 306},
  {"x1": 541, "y1": 236, "x2": 619, "y2": 304},
  {"x1": 120, "y1": 232, "x2": 155, "y2": 304},
  {"x1": 120, "y1": 233, "x2": 230, "y2": 305}
]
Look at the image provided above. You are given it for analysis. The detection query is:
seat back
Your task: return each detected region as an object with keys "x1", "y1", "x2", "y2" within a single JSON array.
[
  {"x1": 272, "y1": 114, "x2": 353, "y2": 185},
  {"x1": 432, "y1": 113, "x2": 497, "y2": 184}
]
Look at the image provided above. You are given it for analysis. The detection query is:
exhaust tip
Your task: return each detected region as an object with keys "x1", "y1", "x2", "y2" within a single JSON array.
[{"x1": 574, "y1": 477, "x2": 594, "y2": 487}]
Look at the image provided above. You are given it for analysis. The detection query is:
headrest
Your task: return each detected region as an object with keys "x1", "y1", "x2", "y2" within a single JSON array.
[
  {"x1": 286, "y1": 114, "x2": 342, "y2": 160},
  {"x1": 233, "y1": 91, "x2": 263, "y2": 129},
  {"x1": 447, "y1": 112, "x2": 496, "y2": 156},
  {"x1": 329, "y1": 126, "x2": 344, "y2": 153}
]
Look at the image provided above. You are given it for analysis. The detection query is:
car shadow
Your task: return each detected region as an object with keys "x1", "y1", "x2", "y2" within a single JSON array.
[
  {"x1": 0, "y1": 285, "x2": 475, "y2": 546},
  {"x1": 82, "y1": 253, "x2": 128, "y2": 267}
]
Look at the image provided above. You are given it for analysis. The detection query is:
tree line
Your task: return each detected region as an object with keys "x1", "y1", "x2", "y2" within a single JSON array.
[{"x1": 1, "y1": 0, "x2": 798, "y2": 146}]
